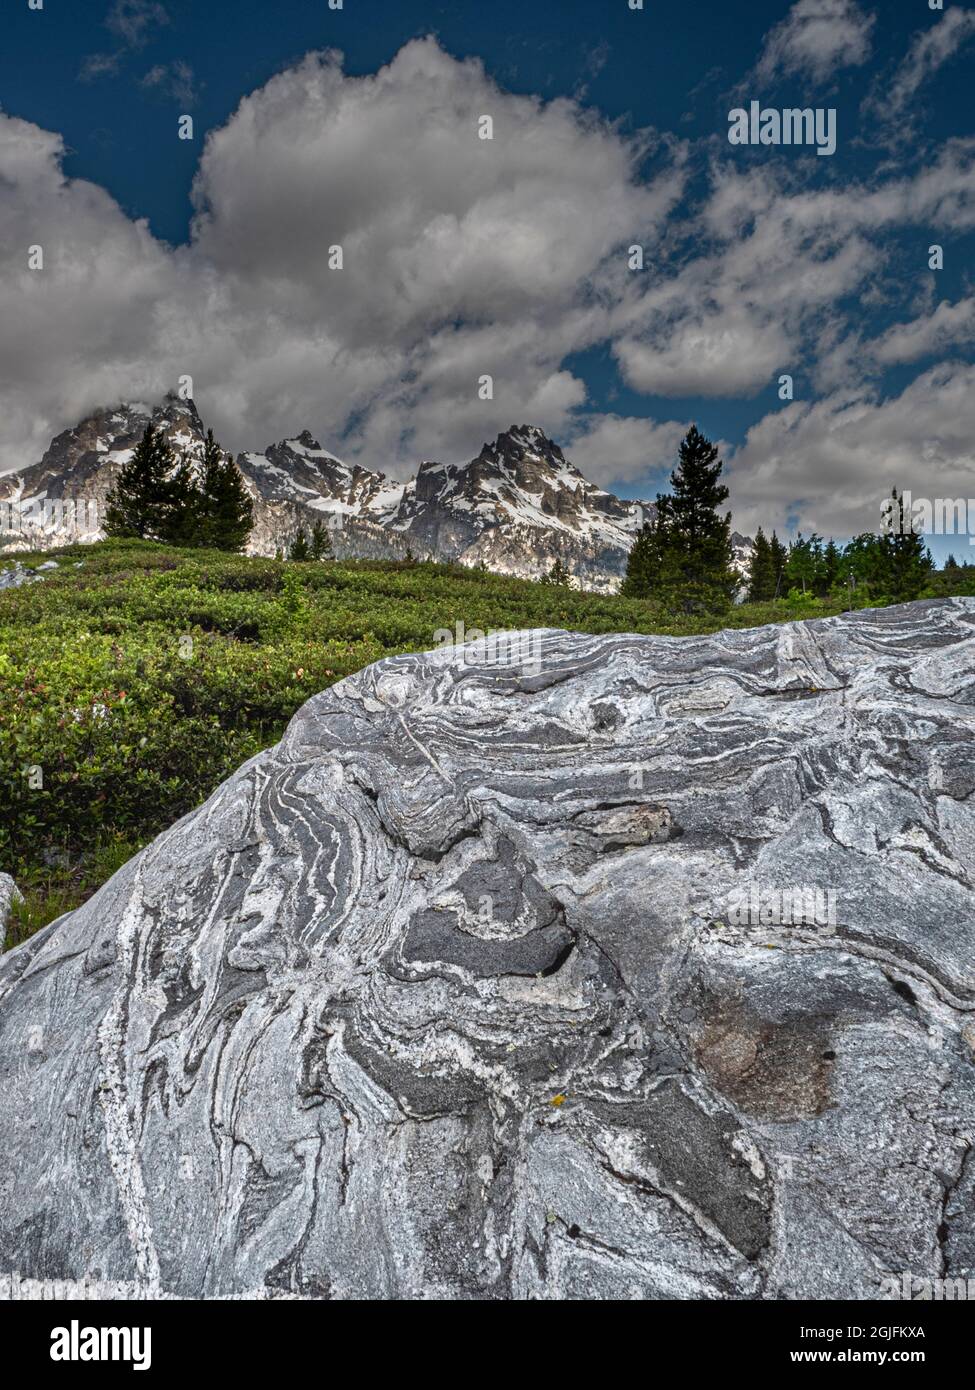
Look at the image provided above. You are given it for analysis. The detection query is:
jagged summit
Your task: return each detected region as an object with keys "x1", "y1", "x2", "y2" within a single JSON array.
[
  {"x1": 0, "y1": 395, "x2": 207, "y2": 513},
  {"x1": 0, "y1": 399, "x2": 749, "y2": 591}
]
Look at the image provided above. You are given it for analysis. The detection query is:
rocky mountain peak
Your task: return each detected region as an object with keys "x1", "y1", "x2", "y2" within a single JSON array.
[{"x1": 0, "y1": 399, "x2": 747, "y2": 593}]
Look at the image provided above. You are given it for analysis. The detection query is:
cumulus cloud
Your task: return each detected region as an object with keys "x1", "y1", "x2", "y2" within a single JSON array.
[
  {"x1": 3, "y1": 31, "x2": 975, "y2": 530},
  {"x1": 563, "y1": 413, "x2": 690, "y2": 488},
  {"x1": 1, "y1": 38, "x2": 685, "y2": 476},
  {"x1": 754, "y1": 0, "x2": 874, "y2": 84},
  {"x1": 872, "y1": 297, "x2": 975, "y2": 366},
  {"x1": 726, "y1": 362, "x2": 975, "y2": 536}
]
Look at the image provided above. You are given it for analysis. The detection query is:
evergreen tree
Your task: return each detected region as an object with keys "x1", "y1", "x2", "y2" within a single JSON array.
[
  {"x1": 883, "y1": 488, "x2": 933, "y2": 603},
  {"x1": 543, "y1": 557, "x2": 571, "y2": 587},
  {"x1": 785, "y1": 533, "x2": 828, "y2": 596},
  {"x1": 104, "y1": 425, "x2": 177, "y2": 540},
  {"x1": 621, "y1": 427, "x2": 737, "y2": 613},
  {"x1": 193, "y1": 430, "x2": 253, "y2": 552},
  {"x1": 310, "y1": 518, "x2": 333, "y2": 561},
  {"x1": 769, "y1": 532, "x2": 788, "y2": 598},
  {"x1": 823, "y1": 538, "x2": 842, "y2": 593},
  {"x1": 746, "y1": 526, "x2": 776, "y2": 602},
  {"x1": 842, "y1": 532, "x2": 886, "y2": 592},
  {"x1": 158, "y1": 453, "x2": 202, "y2": 546},
  {"x1": 620, "y1": 520, "x2": 657, "y2": 598},
  {"x1": 289, "y1": 526, "x2": 310, "y2": 561}
]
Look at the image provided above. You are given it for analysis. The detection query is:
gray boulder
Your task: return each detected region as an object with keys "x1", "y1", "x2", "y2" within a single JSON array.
[
  {"x1": 0, "y1": 875, "x2": 21, "y2": 942},
  {"x1": 1, "y1": 599, "x2": 974, "y2": 1299},
  {"x1": 0, "y1": 562, "x2": 41, "y2": 591}
]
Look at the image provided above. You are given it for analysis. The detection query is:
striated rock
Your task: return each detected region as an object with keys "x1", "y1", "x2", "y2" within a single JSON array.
[
  {"x1": 1, "y1": 599, "x2": 974, "y2": 1299},
  {"x1": 0, "y1": 875, "x2": 21, "y2": 941}
]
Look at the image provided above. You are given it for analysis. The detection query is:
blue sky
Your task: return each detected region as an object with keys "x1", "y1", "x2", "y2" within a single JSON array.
[{"x1": 2, "y1": 0, "x2": 974, "y2": 551}]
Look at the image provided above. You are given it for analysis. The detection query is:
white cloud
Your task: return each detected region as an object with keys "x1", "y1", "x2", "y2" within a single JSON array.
[
  {"x1": 3, "y1": 29, "x2": 975, "y2": 535},
  {"x1": 106, "y1": 0, "x2": 169, "y2": 50},
  {"x1": 614, "y1": 306, "x2": 793, "y2": 398},
  {"x1": 866, "y1": 8, "x2": 975, "y2": 132},
  {"x1": 0, "y1": 38, "x2": 684, "y2": 476},
  {"x1": 563, "y1": 413, "x2": 690, "y2": 488},
  {"x1": 755, "y1": 0, "x2": 875, "y2": 84},
  {"x1": 140, "y1": 61, "x2": 199, "y2": 106},
  {"x1": 727, "y1": 362, "x2": 975, "y2": 536},
  {"x1": 872, "y1": 297, "x2": 975, "y2": 366}
]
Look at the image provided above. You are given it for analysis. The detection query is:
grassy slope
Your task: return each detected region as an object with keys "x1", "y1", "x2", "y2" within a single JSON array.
[{"x1": 2, "y1": 539, "x2": 971, "y2": 948}]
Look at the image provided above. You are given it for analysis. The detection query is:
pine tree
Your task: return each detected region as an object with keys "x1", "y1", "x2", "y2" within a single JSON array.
[
  {"x1": 620, "y1": 520, "x2": 657, "y2": 598},
  {"x1": 823, "y1": 538, "x2": 841, "y2": 594},
  {"x1": 104, "y1": 425, "x2": 176, "y2": 541},
  {"x1": 543, "y1": 557, "x2": 571, "y2": 587},
  {"x1": 289, "y1": 526, "x2": 310, "y2": 561},
  {"x1": 158, "y1": 454, "x2": 202, "y2": 546},
  {"x1": 193, "y1": 430, "x2": 253, "y2": 552},
  {"x1": 785, "y1": 533, "x2": 828, "y2": 597},
  {"x1": 746, "y1": 526, "x2": 776, "y2": 602},
  {"x1": 310, "y1": 518, "x2": 333, "y2": 561},
  {"x1": 769, "y1": 532, "x2": 788, "y2": 598},
  {"x1": 621, "y1": 427, "x2": 737, "y2": 613},
  {"x1": 883, "y1": 488, "x2": 933, "y2": 603}
]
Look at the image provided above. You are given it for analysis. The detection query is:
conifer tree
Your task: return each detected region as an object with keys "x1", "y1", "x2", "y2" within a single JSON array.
[
  {"x1": 289, "y1": 526, "x2": 310, "y2": 561},
  {"x1": 746, "y1": 526, "x2": 776, "y2": 602},
  {"x1": 769, "y1": 532, "x2": 788, "y2": 598},
  {"x1": 159, "y1": 453, "x2": 202, "y2": 546},
  {"x1": 310, "y1": 518, "x2": 333, "y2": 561},
  {"x1": 543, "y1": 557, "x2": 571, "y2": 587},
  {"x1": 193, "y1": 430, "x2": 254, "y2": 552},
  {"x1": 785, "y1": 533, "x2": 828, "y2": 596},
  {"x1": 620, "y1": 520, "x2": 657, "y2": 598},
  {"x1": 882, "y1": 487, "x2": 933, "y2": 602},
  {"x1": 104, "y1": 425, "x2": 176, "y2": 540},
  {"x1": 621, "y1": 427, "x2": 737, "y2": 612},
  {"x1": 823, "y1": 538, "x2": 842, "y2": 593}
]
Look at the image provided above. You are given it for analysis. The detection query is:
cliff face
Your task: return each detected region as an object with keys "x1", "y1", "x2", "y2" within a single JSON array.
[{"x1": 2, "y1": 599, "x2": 973, "y2": 1298}]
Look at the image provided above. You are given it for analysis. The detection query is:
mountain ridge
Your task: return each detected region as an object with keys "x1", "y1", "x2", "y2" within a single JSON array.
[{"x1": 0, "y1": 396, "x2": 752, "y2": 591}]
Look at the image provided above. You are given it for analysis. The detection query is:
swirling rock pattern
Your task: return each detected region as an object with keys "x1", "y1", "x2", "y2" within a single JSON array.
[{"x1": 2, "y1": 599, "x2": 975, "y2": 1300}]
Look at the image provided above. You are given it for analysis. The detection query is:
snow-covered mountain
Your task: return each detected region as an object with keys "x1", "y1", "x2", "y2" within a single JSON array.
[
  {"x1": 381, "y1": 424, "x2": 654, "y2": 589},
  {"x1": 0, "y1": 397, "x2": 752, "y2": 591},
  {"x1": 0, "y1": 396, "x2": 207, "y2": 548}
]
